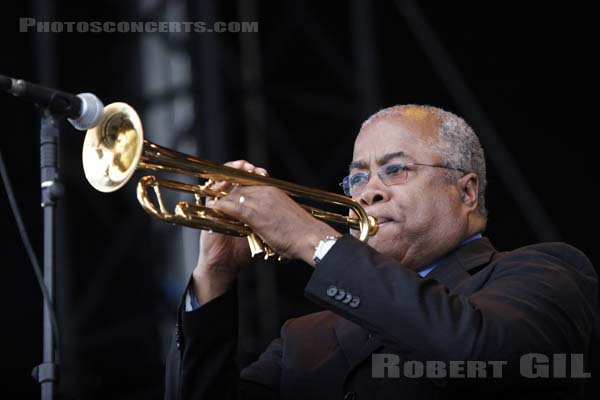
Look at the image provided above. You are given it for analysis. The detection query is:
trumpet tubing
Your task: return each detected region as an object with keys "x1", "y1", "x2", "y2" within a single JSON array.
[{"x1": 82, "y1": 102, "x2": 378, "y2": 259}]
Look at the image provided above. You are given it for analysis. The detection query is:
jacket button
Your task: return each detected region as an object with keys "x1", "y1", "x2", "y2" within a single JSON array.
[
  {"x1": 344, "y1": 391, "x2": 356, "y2": 400},
  {"x1": 342, "y1": 292, "x2": 353, "y2": 304},
  {"x1": 334, "y1": 289, "x2": 346, "y2": 301},
  {"x1": 326, "y1": 286, "x2": 338, "y2": 297},
  {"x1": 175, "y1": 323, "x2": 182, "y2": 349},
  {"x1": 349, "y1": 296, "x2": 361, "y2": 308}
]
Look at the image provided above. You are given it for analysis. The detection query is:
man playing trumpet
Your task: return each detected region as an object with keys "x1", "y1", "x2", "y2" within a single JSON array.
[{"x1": 165, "y1": 105, "x2": 598, "y2": 400}]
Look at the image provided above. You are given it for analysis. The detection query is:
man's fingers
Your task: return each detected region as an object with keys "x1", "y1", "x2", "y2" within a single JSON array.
[
  {"x1": 211, "y1": 180, "x2": 231, "y2": 193},
  {"x1": 255, "y1": 167, "x2": 268, "y2": 176},
  {"x1": 225, "y1": 160, "x2": 254, "y2": 173},
  {"x1": 224, "y1": 160, "x2": 269, "y2": 176},
  {"x1": 213, "y1": 186, "x2": 263, "y2": 223},
  {"x1": 205, "y1": 161, "x2": 269, "y2": 206},
  {"x1": 224, "y1": 160, "x2": 245, "y2": 168},
  {"x1": 213, "y1": 191, "x2": 244, "y2": 220}
]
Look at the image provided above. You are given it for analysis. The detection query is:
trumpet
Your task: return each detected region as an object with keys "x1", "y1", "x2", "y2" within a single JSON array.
[{"x1": 82, "y1": 102, "x2": 378, "y2": 259}]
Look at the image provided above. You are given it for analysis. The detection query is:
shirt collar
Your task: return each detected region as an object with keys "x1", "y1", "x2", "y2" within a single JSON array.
[{"x1": 418, "y1": 232, "x2": 482, "y2": 277}]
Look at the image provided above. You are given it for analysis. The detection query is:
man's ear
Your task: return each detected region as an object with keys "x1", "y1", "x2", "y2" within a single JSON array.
[{"x1": 458, "y1": 173, "x2": 479, "y2": 210}]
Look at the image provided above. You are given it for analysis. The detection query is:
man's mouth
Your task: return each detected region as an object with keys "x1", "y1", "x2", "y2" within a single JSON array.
[{"x1": 375, "y1": 217, "x2": 392, "y2": 225}]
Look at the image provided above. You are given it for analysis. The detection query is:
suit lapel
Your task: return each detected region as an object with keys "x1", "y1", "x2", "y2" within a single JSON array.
[
  {"x1": 333, "y1": 237, "x2": 497, "y2": 370},
  {"x1": 427, "y1": 237, "x2": 497, "y2": 287}
]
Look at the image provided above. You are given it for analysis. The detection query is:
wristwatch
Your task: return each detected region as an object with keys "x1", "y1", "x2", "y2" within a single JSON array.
[{"x1": 313, "y1": 236, "x2": 340, "y2": 264}]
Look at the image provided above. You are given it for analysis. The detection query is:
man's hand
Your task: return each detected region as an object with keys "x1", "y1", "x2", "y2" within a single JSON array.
[
  {"x1": 212, "y1": 185, "x2": 340, "y2": 266},
  {"x1": 192, "y1": 160, "x2": 268, "y2": 304}
]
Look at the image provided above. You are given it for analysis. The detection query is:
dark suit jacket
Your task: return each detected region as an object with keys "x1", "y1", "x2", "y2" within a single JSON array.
[{"x1": 165, "y1": 235, "x2": 599, "y2": 399}]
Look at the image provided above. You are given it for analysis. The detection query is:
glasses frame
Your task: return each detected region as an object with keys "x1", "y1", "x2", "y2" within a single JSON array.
[{"x1": 340, "y1": 162, "x2": 466, "y2": 197}]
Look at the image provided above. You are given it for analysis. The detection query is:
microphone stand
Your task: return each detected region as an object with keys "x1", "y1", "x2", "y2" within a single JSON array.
[
  {"x1": 2, "y1": 74, "x2": 102, "y2": 400},
  {"x1": 31, "y1": 109, "x2": 64, "y2": 400}
]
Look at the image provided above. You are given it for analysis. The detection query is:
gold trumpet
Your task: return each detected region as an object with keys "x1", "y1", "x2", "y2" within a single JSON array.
[{"x1": 82, "y1": 102, "x2": 378, "y2": 259}]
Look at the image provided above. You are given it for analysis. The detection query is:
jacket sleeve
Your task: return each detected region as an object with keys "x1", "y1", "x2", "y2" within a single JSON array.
[
  {"x1": 304, "y1": 235, "x2": 599, "y2": 366},
  {"x1": 165, "y1": 284, "x2": 280, "y2": 400}
]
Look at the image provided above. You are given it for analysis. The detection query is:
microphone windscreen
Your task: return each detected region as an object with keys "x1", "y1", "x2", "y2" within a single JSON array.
[{"x1": 69, "y1": 93, "x2": 104, "y2": 130}]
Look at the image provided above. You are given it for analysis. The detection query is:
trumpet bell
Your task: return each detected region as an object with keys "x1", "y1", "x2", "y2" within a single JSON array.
[{"x1": 82, "y1": 102, "x2": 144, "y2": 193}]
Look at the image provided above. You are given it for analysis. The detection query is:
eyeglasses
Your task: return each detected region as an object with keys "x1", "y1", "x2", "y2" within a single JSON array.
[{"x1": 340, "y1": 162, "x2": 466, "y2": 197}]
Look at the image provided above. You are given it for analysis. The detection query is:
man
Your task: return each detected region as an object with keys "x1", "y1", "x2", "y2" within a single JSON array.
[{"x1": 165, "y1": 105, "x2": 598, "y2": 399}]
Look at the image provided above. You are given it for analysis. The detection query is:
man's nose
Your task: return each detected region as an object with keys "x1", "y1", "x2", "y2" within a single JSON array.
[{"x1": 358, "y1": 177, "x2": 389, "y2": 206}]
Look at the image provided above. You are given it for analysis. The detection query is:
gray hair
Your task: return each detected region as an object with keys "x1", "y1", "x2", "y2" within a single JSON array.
[{"x1": 362, "y1": 105, "x2": 488, "y2": 220}]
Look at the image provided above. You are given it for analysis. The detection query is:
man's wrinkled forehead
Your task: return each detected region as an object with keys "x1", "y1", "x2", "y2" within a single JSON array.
[{"x1": 349, "y1": 151, "x2": 415, "y2": 171}]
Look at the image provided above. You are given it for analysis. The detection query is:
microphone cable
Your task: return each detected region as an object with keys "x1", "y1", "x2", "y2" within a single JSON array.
[{"x1": 0, "y1": 149, "x2": 61, "y2": 357}]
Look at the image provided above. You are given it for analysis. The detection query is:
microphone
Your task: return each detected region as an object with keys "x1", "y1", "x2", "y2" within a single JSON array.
[{"x1": 0, "y1": 74, "x2": 104, "y2": 130}]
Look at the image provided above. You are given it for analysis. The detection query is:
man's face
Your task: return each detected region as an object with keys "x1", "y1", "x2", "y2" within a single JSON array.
[{"x1": 350, "y1": 112, "x2": 469, "y2": 270}]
